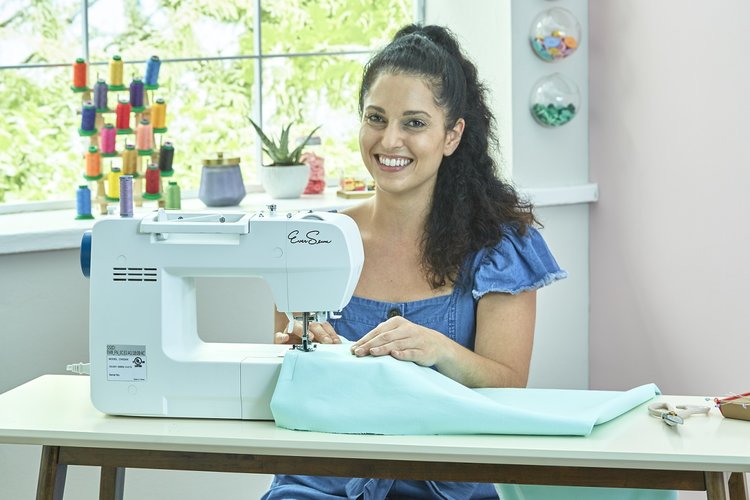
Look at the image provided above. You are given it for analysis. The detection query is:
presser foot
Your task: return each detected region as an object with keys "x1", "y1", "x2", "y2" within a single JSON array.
[{"x1": 292, "y1": 337, "x2": 317, "y2": 352}]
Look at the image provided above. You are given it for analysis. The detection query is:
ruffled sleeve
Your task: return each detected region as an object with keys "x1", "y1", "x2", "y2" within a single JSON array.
[{"x1": 471, "y1": 226, "x2": 567, "y2": 299}]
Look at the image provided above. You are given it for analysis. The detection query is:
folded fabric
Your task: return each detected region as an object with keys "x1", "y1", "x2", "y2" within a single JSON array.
[
  {"x1": 271, "y1": 344, "x2": 659, "y2": 436},
  {"x1": 496, "y1": 484, "x2": 677, "y2": 500}
]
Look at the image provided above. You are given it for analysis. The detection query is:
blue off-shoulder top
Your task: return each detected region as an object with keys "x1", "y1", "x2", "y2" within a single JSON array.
[
  {"x1": 329, "y1": 225, "x2": 567, "y2": 350},
  {"x1": 263, "y1": 226, "x2": 567, "y2": 500}
]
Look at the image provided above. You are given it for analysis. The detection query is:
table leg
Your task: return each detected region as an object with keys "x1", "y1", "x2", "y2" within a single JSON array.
[
  {"x1": 729, "y1": 473, "x2": 748, "y2": 500},
  {"x1": 99, "y1": 466, "x2": 125, "y2": 500},
  {"x1": 36, "y1": 445, "x2": 67, "y2": 500}
]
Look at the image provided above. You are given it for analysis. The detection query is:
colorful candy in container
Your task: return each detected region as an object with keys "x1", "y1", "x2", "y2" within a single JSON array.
[
  {"x1": 529, "y1": 7, "x2": 581, "y2": 62},
  {"x1": 529, "y1": 73, "x2": 580, "y2": 127}
]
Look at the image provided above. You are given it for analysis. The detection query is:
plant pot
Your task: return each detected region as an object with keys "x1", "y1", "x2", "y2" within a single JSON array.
[{"x1": 260, "y1": 164, "x2": 309, "y2": 199}]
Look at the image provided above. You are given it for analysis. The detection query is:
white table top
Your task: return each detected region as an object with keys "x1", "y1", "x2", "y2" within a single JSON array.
[{"x1": 1, "y1": 375, "x2": 748, "y2": 472}]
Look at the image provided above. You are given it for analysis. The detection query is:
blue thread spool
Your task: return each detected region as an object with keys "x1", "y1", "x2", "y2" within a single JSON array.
[
  {"x1": 129, "y1": 77, "x2": 145, "y2": 109},
  {"x1": 80, "y1": 101, "x2": 96, "y2": 132},
  {"x1": 144, "y1": 55, "x2": 161, "y2": 86},
  {"x1": 75, "y1": 185, "x2": 94, "y2": 220}
]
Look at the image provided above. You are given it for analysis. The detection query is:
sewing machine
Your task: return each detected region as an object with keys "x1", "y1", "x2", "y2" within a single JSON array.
[{"x1": 80, "y1": 207, "x2": 364, "y2": 420}]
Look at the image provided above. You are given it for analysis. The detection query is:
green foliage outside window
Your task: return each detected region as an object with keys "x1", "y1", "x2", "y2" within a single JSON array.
[{"x1": 0, "y1": 0, "x2": 412, "y2": 204}]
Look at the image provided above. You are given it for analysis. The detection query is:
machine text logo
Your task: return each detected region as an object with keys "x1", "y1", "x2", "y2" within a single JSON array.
[{"x1": 287, "y1": 230, "x2": 332, "y2": 246}]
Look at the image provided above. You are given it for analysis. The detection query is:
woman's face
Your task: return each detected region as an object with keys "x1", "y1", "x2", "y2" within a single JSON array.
[{"x1": 359, "y1": 73, "x2": 464, "y2": 197}]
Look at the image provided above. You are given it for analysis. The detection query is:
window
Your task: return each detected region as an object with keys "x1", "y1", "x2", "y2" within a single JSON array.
[{"x1": 0, "y1": 0, "x2": 416, "y2": 208}]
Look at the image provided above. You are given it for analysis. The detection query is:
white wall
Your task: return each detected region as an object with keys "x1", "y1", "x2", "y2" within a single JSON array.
[
  {"x1": 589, "y1": 1, "x2": 750, "y2": 397},
  {"x1": 425, "y1": 0, "x2": 591, "y2": 390}
]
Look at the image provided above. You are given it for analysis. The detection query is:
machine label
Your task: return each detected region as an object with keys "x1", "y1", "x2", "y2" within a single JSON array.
[
  {"x1": 106, "y1": 344, "x2": 147, "y2": 382},
  {"x1": 287, "y1": 229, "x2": 332, "y2": 246}
]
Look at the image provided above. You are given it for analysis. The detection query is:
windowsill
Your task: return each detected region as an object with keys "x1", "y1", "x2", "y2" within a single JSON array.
[{"x1": 0, "y1": 183, "x2": 598, "y2": 255}]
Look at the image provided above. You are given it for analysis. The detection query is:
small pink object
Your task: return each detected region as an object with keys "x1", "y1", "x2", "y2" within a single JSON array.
[{"x1": 302, "y1": 151, "x2": 326, "y2": 194}]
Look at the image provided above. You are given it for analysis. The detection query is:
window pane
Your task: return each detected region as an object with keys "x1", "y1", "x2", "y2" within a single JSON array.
[
  {"x1": 260, "y1": 53, "x2": 371, "y2": 182},
  {"x1": 0, "y1": 0, "x2": 83, "y2": 66},
  {"x1": 0, "y1": 66, "x2": 79, "y2": 203},
  {"x1": 87, "y1": 0, "x2": 256, "y2": 62},
  {"x1": 261, "y1": 0, "x2": 413, "y2": 54}
]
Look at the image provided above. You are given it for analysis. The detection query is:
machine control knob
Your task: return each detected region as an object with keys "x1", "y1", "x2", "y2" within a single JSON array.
[{"x1": 80, "y1": 230, "x2": 92, "y2": 278}]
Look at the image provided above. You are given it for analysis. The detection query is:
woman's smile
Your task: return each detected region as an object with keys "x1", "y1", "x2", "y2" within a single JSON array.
[{"x1": 376, "y1": 154, "x2": 413, "y2": 171}]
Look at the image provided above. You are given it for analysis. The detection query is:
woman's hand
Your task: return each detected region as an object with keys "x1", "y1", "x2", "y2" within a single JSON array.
[
  {"x1": 350, "y1": 316, "x2": 449, "y2": 367},
  {"x1": 274, "y1": 320, "x2": 342, "y2": 345}
]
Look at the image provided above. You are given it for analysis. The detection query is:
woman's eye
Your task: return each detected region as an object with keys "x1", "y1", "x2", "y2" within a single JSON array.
[
  {"x1": 406, "y1": 119, "x2": 426, "y2": 128},
  {"x1": 365, "y1": 114, "x2": 384, "y2": 123}
]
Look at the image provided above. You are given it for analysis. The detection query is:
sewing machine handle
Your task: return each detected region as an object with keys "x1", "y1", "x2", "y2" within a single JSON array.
[{"x1": 80, "y1": 230, "x2": 92, "y2": 278}]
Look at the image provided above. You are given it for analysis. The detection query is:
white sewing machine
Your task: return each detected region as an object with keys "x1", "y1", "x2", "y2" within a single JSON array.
[{"x1": 80, "y1": 207, "x2": 364, "y2": 419}]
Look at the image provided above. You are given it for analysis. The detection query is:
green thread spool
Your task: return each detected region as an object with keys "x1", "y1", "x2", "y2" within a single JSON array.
[{"x1": 165, "y1": 181, "x2": 181, "y2": 209}]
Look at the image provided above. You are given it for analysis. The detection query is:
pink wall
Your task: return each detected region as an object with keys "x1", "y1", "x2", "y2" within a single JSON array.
[{"x1": 589, "y1": 2, "x2": 750, "y2": 396}]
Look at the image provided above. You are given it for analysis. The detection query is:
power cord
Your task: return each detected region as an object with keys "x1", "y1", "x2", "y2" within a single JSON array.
[{"x1": 66, "y1": 362, "x2": 90, "y2": 375}]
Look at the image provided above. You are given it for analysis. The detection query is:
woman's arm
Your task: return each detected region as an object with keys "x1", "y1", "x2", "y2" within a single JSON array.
[{"x1": 351, "y1": 290, "x2": 537, "y2": 388}]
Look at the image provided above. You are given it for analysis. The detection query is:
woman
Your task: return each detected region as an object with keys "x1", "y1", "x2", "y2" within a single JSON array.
[{"x1": 266, "y1": 24, "x2": 566, "y2": 499}]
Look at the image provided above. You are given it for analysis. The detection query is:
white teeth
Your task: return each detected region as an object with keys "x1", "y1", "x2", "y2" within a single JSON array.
[{"x1": 379, "y1": 155, "x2": 410, "y2": 167}]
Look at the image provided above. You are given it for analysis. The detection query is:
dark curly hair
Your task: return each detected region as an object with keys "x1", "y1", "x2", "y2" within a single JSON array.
[{"x1": 359, "y1": 24, "x2": 538, "y2": 289}]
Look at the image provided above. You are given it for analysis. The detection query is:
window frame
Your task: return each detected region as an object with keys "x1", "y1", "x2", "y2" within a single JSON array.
[{"x1": 0, "y1": 0, "x2": 424, "y2": 214}]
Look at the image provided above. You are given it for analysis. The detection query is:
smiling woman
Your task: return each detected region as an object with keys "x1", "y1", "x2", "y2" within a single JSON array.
[{"x1": 0, "y1": 0, "x2": 414, "y2": 208}]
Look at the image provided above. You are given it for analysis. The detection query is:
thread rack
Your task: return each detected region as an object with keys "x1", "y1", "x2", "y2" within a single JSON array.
[{"x1": 73, "y1": 55, "x2": 177, "y2": 216}]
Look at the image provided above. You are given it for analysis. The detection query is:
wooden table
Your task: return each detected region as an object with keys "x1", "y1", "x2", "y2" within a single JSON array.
[{"x1": 0, "y1": 375, "x2": 747, "y2": 500}]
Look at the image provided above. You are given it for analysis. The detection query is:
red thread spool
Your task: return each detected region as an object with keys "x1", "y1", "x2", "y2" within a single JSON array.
[
  {"x1": 145, "y1": 164, "x2": 161, "y2": 195},
  {"x1": 72, "y1": 58, "x2": 87, "y2": 88},
  {"x1": 115, "y1": 100, "x2": 131, "y2": 130}
]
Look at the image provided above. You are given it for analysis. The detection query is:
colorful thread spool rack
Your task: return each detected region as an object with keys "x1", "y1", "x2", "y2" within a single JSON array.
[{"x1": 72, "y1": 55, "x2": 178, "y2": 216}]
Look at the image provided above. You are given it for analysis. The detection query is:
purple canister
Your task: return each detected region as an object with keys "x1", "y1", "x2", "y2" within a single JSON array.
[{"x1": 199, "y1": 153, "x2": 246, "y2": 207}]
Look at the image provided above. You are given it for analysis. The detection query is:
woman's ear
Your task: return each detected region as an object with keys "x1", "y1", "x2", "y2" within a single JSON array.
[{"x1": 443, "y1": 118, "x2": 465, "y2": 157}]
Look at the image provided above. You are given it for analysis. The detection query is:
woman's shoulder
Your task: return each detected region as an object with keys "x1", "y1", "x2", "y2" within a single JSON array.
[{"x1": 469, "y1": 225, "x2": 567, "y2": 298}]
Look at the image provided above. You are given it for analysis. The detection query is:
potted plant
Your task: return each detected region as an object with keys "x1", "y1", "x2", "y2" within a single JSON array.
[{"x1": 248, "y1": 117, "x2": 321, "y2": 199}]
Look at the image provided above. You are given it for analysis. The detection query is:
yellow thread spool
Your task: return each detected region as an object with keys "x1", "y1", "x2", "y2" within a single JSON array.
[
  {"x1": 151, "y1": 98, "x2": 167, "y2": 129},
  {"x1": 107, "y1": 167, "x2": 123, "y2": 199},
  {"x1": 109, "y1": 55, "x2": 124, "y2": 87},
  {"x1": 121, "y1": 144, "x2": 137, "y2": 175}
]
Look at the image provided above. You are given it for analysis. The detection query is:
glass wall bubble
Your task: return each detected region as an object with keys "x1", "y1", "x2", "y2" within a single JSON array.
[
  {"x1": 529, "y1": 73, "x2": 580, "y2": 127},
  {"x1": 529, "y1": 7, "x2": 581, "y2": 62}
]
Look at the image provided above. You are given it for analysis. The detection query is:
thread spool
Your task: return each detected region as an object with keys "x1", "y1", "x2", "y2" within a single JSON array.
[
  {"x1": 165, "y1": 181, "x2": 181, "y2": 209},
  {"x1": 93, "y1": 79, "x2": 108, "y2": 111},
  {"x1": 136, "y1": 118, "x2": 153, "y2": 151},
  {"x1": 109, "y1": 55, "x2": 124, "y2": 87},
  {"x1": 158, "y1": 142, "x2": 174, "y2": 173},
  {"x1": 119, "y1": 176, "x2": 134, "y2": 217},
  {"x1": 144, "y1": 55, "x2": 161, "y2": 86},
  {"x1": 100, "y1": 124, "x2": 116, "y2": 155},
  {"x1": 129, "y1": 77, "x2": 145, "y2": 109},
  {"x1": 106, "y1": 166, "x2": 123, "y2": 199},
  {"x1": 121, "y1": 144, "x2": 137, "y2": 174},
  {"x1": 72, "y1": 58, "x2": 87, "y2": 89},
  {"x1": 144, "y1": 164, "x2": 161, "y2": 199},
  {"x1": 80, "y1": 101, "x2": 96, "y2": 132},
  {"x1": 121, "y1": 144, "x2": 137, "y2": 175},
  {"x1": 151, "y1": 98, "x2": 167, "y2": 130},
  {"x1": 85, "y1": 146, "x2": 101, "y2": 178},
  {"x1": 115, "y1": 99, "x2": 131, "y2": 130},
  {"x1": 75, "y1": 185, "x2": 94, "y2": 220}
]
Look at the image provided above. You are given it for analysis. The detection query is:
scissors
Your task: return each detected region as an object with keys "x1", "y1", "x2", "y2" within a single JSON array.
[{"x1": 648, "y1": 401, "x2": 711, "y2": 426}]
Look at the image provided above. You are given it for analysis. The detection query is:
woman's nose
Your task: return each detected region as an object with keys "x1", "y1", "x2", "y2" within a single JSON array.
[{"x1": 380, "y1": 122, "x2": 404, "y2": 148}]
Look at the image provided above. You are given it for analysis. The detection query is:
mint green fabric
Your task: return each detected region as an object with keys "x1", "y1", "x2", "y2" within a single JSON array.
[
  {"x1": 495, "y1": 484, "x2": 677, "y2": 500},
  {"x1": 271, "y1": 344, "x2": 659, "y2": 436}
]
